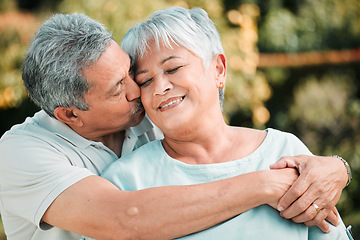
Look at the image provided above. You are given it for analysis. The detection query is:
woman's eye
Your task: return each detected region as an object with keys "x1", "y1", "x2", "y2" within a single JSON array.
[
  {"x1": 138, "y1": 78, "x2": 153, "y2": 88},
  {"x1": 166, "y1": 66, "x2": 182, "y2": 74}
]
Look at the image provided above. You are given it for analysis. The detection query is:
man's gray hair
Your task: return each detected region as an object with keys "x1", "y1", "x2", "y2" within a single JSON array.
[
  {"x1": 22, "y1": 13, "x2": 112, "y2": 117},
  {"x1": 121, "y1": 6, "x2": 225, "y2": 105}
]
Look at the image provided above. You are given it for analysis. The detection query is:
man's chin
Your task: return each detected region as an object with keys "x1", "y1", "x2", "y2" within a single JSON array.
[{"x1": 131, "y1": 108, "x2": 146, "y2": 126}]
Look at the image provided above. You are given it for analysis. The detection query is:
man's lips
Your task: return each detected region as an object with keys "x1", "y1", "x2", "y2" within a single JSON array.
[
  {"x1": 159, "y1": 96, "x2": 185, "y2": 110},
  {"x1": 132, "y1": 99, "x2": 144, "y2": 114}
]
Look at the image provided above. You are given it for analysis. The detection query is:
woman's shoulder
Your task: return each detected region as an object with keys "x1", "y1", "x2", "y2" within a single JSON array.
[
  {"x1": 229, "y1": 127, "x2": 267, "y2": 159},
  {"x1": 235, "y1": 127, "x2": 267, "y2": 144},
  {"x1": 231, "y1": 127, "x2": 307, "y2": 156}
]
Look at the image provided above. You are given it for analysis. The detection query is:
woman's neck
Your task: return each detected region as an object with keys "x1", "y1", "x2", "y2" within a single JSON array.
[{"x1": 162, "y1": 120, "x2": 267, "y2": 165}]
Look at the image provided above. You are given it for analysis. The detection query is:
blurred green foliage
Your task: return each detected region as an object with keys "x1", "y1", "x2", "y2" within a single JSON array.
[
  {"x1": 258, "y1": 0, "x2": 360, "y2": 52},
  {"x1": 0, "y1": 0, "x2": 359, "y2": 239}
]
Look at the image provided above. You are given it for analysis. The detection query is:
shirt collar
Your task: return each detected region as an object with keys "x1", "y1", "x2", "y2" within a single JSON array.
[
  {"x1": 121, "y1": 115, "x2": 156, "y2": 155},
  {"x1": 35, "y1": 111, "x2": 156, "y2": 152},
  {"x1": 34, "y1": 110, "x2": 98, "y2": 149},
  {"x1": 127, "y1": 115, "x2": 154, "y2": 138}
]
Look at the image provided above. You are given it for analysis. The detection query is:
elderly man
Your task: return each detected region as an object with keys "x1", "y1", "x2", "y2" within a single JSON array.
[{"x1": 0, "y1": 13, "x2": 350, "y2": 240}]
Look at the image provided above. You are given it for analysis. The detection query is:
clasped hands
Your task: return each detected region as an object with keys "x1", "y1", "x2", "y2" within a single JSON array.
[{"x1": 270, "y1": 155, "x2": 348, "y2": 233}]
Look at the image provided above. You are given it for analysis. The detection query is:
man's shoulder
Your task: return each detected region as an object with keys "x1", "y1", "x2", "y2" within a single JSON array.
[
  {"x1": 0, "y1": 110, "x2": 86, "y2": 149},
  {"x1": 0, "y1": 110, "x2": 91, "y2": 162},
  {"x1": 0, "y1": 111, "x2": 45, "y2": 144},
  {"x1": 1, "y1": 110, "x2": 51, "y2": 137}
]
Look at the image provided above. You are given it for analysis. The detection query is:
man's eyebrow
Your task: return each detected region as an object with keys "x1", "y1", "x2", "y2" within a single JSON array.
[{"x1": 135, "y1": 56, "x2": 181, "y2": 77}]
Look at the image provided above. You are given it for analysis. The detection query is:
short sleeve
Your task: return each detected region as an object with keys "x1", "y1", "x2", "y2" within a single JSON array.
[
  {"x1": 0, "y1": 134, "x2": 94, "y2": 228},
  {"x1": 101, "y1": 162, "x2": 127, "y2": 190}
]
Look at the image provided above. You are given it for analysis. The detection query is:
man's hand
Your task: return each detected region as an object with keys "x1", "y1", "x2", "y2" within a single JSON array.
[{"x1": 270, "y1": 155, "x2": 348, "y2": 233}]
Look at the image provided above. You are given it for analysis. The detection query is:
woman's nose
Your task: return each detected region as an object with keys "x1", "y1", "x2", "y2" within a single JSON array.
[{"x1": 154, "y1": 75, "x2": 173, "y2": 96}]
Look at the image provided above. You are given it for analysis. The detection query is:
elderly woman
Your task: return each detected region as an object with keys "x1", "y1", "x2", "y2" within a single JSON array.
[{"x1": 102, "y1": 6, "x2": 352, "y2": 239}]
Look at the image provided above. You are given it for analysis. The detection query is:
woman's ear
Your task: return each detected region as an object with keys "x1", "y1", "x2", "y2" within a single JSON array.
[
  {"x1": 214, "y1": 53, "x2": 226, "y2": 86},
  {"x1": 54, "y1": 106, "x2": 83, "y2": 127}
]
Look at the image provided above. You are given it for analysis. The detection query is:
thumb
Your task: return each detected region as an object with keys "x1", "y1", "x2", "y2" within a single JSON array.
[{"x1": 270, "y1": 156, "x2": 297, "y2": 169}]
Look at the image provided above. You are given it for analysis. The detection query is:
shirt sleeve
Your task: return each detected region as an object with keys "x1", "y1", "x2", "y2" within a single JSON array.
[
  {"x1": 308, "y1": 218, "x2": 352, "y2": 239},
  {"x1": 101, "y1": 161, "x2": 127, "y2": 190},
  {"x1": 0, "y1": 134, "x2": 94, "y2": 229}
]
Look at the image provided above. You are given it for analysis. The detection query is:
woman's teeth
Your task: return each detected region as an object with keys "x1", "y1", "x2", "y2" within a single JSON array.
[{"x1": 160, "y1": 96, "x2": 184, "y2": 109}]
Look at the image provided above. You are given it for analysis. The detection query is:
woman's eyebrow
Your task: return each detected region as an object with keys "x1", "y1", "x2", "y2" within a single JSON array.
[
  {"x1": 135, "y1": 56, "x2": 181, "y2": 77},
  {"x1": 135, "y1": 69, "x2": 147, "y2": 77},
  {"x1": 161, "y1": 56, "x2": 180, "y2": 65}
]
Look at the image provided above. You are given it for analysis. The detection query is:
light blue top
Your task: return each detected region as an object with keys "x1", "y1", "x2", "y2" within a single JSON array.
[{"x1": 103, "y1": 128, "x2": 350, "y2": 240}]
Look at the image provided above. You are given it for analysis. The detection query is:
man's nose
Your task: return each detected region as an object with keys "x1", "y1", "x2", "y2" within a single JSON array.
[{"x1": 125, "y1": 77, "x2": 141, "y2": 101}]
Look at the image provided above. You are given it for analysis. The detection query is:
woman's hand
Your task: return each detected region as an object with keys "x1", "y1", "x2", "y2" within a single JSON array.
[
  {"x1": 270, "y1": 155, "x2": 348, "y2": 232},
  {"x1": 264, "y1": 168, "x2": 299, "y2": 209}
]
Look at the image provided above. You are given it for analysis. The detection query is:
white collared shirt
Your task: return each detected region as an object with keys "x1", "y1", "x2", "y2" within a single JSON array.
[{"x1": 0, "y1": 110, "x2": 163, "y2": 240}]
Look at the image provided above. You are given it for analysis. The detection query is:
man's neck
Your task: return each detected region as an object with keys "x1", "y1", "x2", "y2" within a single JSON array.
[{"x1": 98, "y1": 131, "x2": 126, "y2": 157}]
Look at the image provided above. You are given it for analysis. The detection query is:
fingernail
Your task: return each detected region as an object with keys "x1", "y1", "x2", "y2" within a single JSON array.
[{"x1": 278, "y1": 206, "x2": 284, "y2": 211}]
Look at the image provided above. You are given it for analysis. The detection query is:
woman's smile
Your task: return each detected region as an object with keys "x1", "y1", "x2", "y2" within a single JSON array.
[{"x1": 158, "y1": 96, "x2": 185, "y2": 111}]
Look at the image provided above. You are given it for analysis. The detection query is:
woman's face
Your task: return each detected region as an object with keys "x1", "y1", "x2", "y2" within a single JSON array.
[{"x1": 134, "y1": 42, "x2": 222, "y2": 134}]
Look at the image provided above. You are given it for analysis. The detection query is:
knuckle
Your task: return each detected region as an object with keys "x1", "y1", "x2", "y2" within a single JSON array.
[
  {"x1": 304, "y1": 221, "x2": 314, "y2": 227},
  {"x1": 297, "y1": 201, "x2": 309, "y2": 212},
  {"x1": 291, "y1": 186, "x2": 303, "y2": 198},
  {"x1": 322, "y1": 202, "x2": 332, "y2": 210},
  {"x1": 318, "y1": 184, "x2": 330, "y2": 194},
  {"x1": 313, "y1": 218, "x2": 323, "y2": 225},
  {"x1": 281, "y1": 211, "x2": 291, "y2": 219},
  {"x1": 317, "y1": 187, "x2": 327, "y2": 195},
  {"x1": 313, "y1": 211, "x2": 327, "y2": 224},
  {"x1": 292, "y1": 218, "x2": 302, "y2": 223},
  {"x1": 307, "y1": 172, "x2": 318, "y2": 182},
  {"x1": 306, "y1": 208, "x2": 317, "y2": 219}
]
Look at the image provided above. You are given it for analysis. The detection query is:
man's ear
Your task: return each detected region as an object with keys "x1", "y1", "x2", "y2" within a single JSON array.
[
  {"x1": 214, "y1": 53, "x2": 226, "y2": 85},
  {"x1": 54, "y1": 106, "x2": 83, "y2": 127}
]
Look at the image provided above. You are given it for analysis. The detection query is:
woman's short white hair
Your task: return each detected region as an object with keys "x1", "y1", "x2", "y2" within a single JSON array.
[{"x1": 122, "y1": 6, "x2": 225, "y2": 104}]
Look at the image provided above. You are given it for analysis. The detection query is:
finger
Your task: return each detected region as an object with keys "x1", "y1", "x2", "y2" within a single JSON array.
[
  {"x1": 305, "y1": 209, "x2": 331, "y2": 232},
  {"x1": 280, "y1": 181, "x2": 331, "y2": 219},
  {"x1": 290, "y1": 203, "x2": 318, "y2": 223},
  {"x1": 279, "y1": 167, "x2": 339, "y2": 213},
  {"x1": 333, "y1": 207, "x2": 339, "y2": 218},
  {"x1": 280, "y1": 178, "x2": 327, "y2": 219},
  {"x1": 282, "y1": 188, "x2": 338, "y2": 226},
  {"x1": 325, "y1": 207, "x2": 340, "y2": 226},
  {"x1": 277, "y1": 174, "x2": 310, "y2": 211},
  {"x1": 270, "y1": 156, "x2": 298, "y2": 170},
  {"x1": 312, "y1": 219, "x2": 331, "y2": 233}
]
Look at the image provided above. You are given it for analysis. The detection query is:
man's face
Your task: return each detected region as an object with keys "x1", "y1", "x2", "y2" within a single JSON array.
[{"x1": 78, "y1": 40, "x2": 145, "y2": 139}]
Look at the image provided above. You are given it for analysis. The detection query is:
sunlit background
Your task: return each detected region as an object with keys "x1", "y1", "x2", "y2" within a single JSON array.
[{"x1": 0, "y1": 0, "x2": 359, "y2": 239}]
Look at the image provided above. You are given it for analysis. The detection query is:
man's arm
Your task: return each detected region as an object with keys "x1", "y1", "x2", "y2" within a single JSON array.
[
  {"x1": 270, "y1": 155, "x2": 349, "y2": 233},
  {"x1": 43, "y1": 169, "x2": 297, "y2": 240}
]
